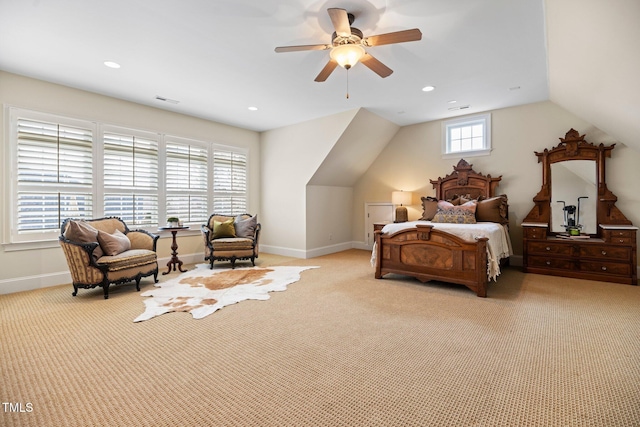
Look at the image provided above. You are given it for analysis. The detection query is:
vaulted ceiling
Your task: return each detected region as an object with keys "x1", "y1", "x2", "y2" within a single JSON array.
[{"x1": 0, "y1": 0, "x2": 637, "y2": 149}]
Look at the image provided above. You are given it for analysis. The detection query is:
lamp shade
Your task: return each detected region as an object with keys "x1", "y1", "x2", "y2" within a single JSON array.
[
  {"x1": 392, "y1": 191, "x2": 413, "y2": 206},
  {"x1": 330, "y1": 44, "x2": 365, "y2": 69}
]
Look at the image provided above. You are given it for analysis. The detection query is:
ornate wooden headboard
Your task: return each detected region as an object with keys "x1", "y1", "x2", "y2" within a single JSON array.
[{"x1": 430, "y1": 159, "x2": 502, "y2": 200}]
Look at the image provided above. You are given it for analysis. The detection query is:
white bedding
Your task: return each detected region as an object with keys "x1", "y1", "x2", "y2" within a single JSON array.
[{"x1": 371, "y1": 221, "x2": 512, "y2": 281}]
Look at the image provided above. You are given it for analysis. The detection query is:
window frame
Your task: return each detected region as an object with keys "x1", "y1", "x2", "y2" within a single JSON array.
[
  {"x1": 3, "y1": 107, "x2": 250, "y2": 249},
  {"x1": 5, "y1": 107, "x2": 98, "y2": 245},
  {"x1": 441, "y1": 113, "x2": 492, "y2": 159}
]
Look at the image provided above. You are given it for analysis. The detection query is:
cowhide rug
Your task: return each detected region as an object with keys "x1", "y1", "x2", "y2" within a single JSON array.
[{"x1": 134, "y1": 264, "x2": 318, "y2": 322}]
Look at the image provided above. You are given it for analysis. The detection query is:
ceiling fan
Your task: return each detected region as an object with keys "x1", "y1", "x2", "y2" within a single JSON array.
[{"x1": 275, "y1": 8, "x2": 422, "y2": 82}]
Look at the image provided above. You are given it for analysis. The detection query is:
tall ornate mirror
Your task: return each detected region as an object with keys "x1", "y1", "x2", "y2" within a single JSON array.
[
  {"x1": 550, "y1": 160, "x2": 597, "y2": 234},
  {"x1": 523, "y1": 128, "x2": 632, "y2": 234}
]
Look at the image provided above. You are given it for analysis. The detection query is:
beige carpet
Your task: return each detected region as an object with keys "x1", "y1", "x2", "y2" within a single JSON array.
[{"x1": 1, "y1": 249, "x2": 639, "y2": 426}]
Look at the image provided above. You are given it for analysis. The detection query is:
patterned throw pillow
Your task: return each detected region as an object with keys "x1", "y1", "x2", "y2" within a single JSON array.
[{"x1": 431, "y1": 200, "x2": 477, "y2": 224}]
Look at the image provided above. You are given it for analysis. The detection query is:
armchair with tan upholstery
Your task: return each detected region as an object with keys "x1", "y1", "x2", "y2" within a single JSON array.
[
  {"x1": 201, "y1": 213, "x2": 260, "y2": 269},
  {"x1": 59, "y1": 217, "x2": 159, "y2": 299}
]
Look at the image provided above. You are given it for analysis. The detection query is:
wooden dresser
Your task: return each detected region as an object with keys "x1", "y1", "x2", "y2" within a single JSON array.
[
  {"x1": 523, "y1": 222, "x2": 638, "y2": 285},
  {"x1": 522, "y1": 129, "x2": 638, "y2": 286}
]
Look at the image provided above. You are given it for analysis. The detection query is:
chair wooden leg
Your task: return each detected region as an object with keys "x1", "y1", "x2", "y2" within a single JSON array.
[
  {"x1": 135, "y1": 277, "x2": 141, "y2": 292},
  {"x1": 72, "y1": 284, "x2": 78, "y2": 297},
  {"x1": 103, "y1": 284, "x2": 110, "y2": 299}
]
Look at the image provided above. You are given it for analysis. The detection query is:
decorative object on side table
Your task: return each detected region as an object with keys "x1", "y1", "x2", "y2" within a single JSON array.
[
  {"x1": 159, "y1": 225, "x2": 190, "y2": 275},
  {"x1": 167, "y1": 217, "x2": 181, "y2": 227},
  {"x1": 392, "y1": 191, "x2": 413, "y2": 223}
]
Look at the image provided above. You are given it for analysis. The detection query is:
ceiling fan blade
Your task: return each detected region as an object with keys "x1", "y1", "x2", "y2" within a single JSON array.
[
  {"x1": 360, "y1": 53, "x2": 393, "y2": 78},
  {"x1": 314, "y1": 59, "x2": 339, "y2": 82},
  {"x1": 328, "y1": 8, "x2": 351, "y2": 37},
  {"x1": 275, "y1": 44, "x2": 331, "y2": 53},
  {"x1": 363, "y1": 29, "x2": 422, "y2": 47}
]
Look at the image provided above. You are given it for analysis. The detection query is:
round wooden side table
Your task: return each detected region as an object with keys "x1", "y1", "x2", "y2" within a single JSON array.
[{"x1": 159, "y1": 226, "x2": 190, "y2": 275}]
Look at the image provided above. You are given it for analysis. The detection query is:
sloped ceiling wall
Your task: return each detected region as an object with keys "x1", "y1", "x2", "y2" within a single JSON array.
[
  {"x1": 308, "y1": 108, "x2": 399, "y2": 187},
  {"x1": 546, "y1": 0, "x2": 640, "y2": 148}
]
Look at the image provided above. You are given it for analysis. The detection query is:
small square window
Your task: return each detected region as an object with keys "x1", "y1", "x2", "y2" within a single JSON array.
[{"x1": 442, "y1": 113, "x2": 491, "y2": 158}]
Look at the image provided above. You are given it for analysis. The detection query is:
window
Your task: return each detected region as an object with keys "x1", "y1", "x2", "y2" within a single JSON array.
[
  {"x1": 5, "y1": 107, "x2": 250, "y2": 246},
  {"x1": 103, "y1": 128, "x2": 159, "y2": 225},
  {"x1": 213, "y1": 150, "x2": 247, "y2": 215},
  {"x1": 442, "y1": 113, "x2": 491, "y2": 158},
  {"x1": 11, "y1": 111, "x2": 95, "y2": 242},
  {"x1": 166, "y1": 139, "x2": 208, "y2": 223}
]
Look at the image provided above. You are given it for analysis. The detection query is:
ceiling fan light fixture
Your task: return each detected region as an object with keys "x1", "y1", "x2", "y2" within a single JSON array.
[{"x1": 330, "y1": 44, "x2": 365, "y2": 69}]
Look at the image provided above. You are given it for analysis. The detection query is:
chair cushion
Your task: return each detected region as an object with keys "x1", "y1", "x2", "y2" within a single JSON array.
[
  {"x1": 98, "y1": 229, "x2": 131, "y2": 256},
  {"x1": 234, "y1": 215, "x2": 257, "y2": 239},
  {"x1": 213, "y1": 219, "x2": 236, "y2": 239},
  {"x1": 212, "y1": 237, "x2": 253, "y2": 251},
  {"x1": 97, "y1": 249, "x2": 157, "y2": 272}
]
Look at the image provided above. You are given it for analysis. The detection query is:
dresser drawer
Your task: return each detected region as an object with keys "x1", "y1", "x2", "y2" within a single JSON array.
[
  {"x1": 527, "y1": 241, "x2": 573, "y2": 256},
  {"x1": 579, "y1": 261, "x2": 631, "y2": 276},
  {"x1": 602, "y1": 229, "x2": 636, "y2": 245},
  {"x1": 524, "y1": 227, "x2": 546, "y2": 240},
  {"x1": 579, "y1": 245, "x2": 631, "y2": 261},
  {"x1": 528, "y1": 256, "x2": 575, "y2": 270}
]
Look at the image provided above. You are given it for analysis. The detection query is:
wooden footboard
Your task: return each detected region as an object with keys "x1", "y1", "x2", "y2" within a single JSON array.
[{"x1": 375, "y1": 224, "x2": 489, "y2": 297}]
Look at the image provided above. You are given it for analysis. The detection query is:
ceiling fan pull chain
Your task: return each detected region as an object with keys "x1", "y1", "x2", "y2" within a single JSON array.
[{"x1": 346, "y1": 68, "x2": 350, "y2": 99}]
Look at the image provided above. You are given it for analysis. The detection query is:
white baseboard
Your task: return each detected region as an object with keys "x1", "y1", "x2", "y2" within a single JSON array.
[
  {"x1": 0, "y1": 252, "x2": 205, "y2": 295},
  {"x1": 305, "y1": 242, "x2": 354, "y2": 259},
  {"x1": 262, "y1": 241, "x2": 370, "y2": 259},
  {"x1": 0, "y1": 271, "x2": 72, "y2": 295},
  {"x1": 260, "y1": 245, "x2": 307, "y2": 259}
]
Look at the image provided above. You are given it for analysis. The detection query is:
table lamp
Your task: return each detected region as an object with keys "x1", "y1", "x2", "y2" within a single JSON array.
[{"x1": 392, "y1": 191, "x2": 413, "y2": 223}]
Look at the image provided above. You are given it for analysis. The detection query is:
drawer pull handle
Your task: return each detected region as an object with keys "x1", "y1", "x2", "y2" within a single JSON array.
[
  {"x1": 602, "y1": 266, "x2": 607, "y2": 271},
  {"x1": 602, "y1": 251, "x2": 607, "y2": 255},
  {"x1": 619, "y1": 239, "x2": 624, "y2": 243},
  {"x1": 546, "y1": 246, "x2": 551, "y2": 251},
  {"x1": 546, "y1": 261, "x2": 551, "y2": 265}
]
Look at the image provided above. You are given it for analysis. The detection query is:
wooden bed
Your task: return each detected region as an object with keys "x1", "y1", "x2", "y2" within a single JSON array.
[{"x1": 374, "y1": 159, "x2": 508, "y2": 297}]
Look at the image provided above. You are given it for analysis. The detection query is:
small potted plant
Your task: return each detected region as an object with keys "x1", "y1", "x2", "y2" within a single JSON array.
[{"x1": 167, "y1": 217, "x2": 180, "y2": 227}]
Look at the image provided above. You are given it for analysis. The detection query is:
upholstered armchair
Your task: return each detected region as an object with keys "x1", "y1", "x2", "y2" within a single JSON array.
[
  {"x1": 201, "y1": 214, "x2": 260, "y2": 269},
  {"x1": 59, "y1": 217, "x2": 159, "y2": 299}
]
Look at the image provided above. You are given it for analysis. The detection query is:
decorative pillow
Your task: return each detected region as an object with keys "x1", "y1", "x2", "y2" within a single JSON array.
[
  {"x1": 234, "y1": 215, "x2": 257, "y2": 239},
  {"x1": 213, "y1": 219, "x2": 236, "y2": 239},
  {"x1": 64, "y1": 220, "x2": 104, "y2": 258},
  {"x1": 432, "y1": 200, "x2": 477, "y2": 224},
  {"x1": 476, "y1": 195, "x2": 509, "y2": 224},
  {"x1": 97, "y1": 229, "x2": 131, "y2": 256},
  {"x1": 420, "y1": 197, "x2": 439, "y2": 221}
]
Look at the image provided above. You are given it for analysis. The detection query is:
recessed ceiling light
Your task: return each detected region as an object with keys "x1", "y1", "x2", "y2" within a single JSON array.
[
  {"x1": 422, "y1": 85, "x2": 435, "y2": 92},
  {"x1": 509, "y1": 86, "x2": 521, "y2": 91},
  {"x1": 248, "y1": 106, "x2": 258, "y2": 111},
  {"x1": 447, "y1": 100, "x2": 457, "y2": 104},
  {"x1": 448, "y1": 105, "x2": 470, "y2": 111},
  {"x1": 104, "y1": 61, "x2": 121, "y2": 69}
]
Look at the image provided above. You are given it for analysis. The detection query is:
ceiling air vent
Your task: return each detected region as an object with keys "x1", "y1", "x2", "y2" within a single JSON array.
[{"x1": 155, "y1": 96, "x2": 179, "y2": 104}]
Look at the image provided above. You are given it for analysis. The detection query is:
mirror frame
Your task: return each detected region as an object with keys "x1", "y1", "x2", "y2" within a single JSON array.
[{"x1": 523, "y1": 128, "x2": 631, "y2": 235}]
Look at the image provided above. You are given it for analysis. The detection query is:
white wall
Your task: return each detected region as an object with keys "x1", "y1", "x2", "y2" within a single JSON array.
[
  {"x1": 306, "y1": 185, "x2": 354, "y2": 257},
  {"x1": 259, "y1": 109, "x2": 358, "y2": 257},
  {"x1": 0, "y1": 71, "x2": 260, "y2": 292},
  {"x1": 352, "y1": 100, "x2": 640, "y2": 259}
]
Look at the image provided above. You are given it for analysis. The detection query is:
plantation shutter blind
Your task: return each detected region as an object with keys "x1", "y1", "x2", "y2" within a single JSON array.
[
  {"x1": 212, "y1": 150, "x2": 247, "y2": 215},
  {"x1": 16, "y1": 118, "x2": 93, "y2": 233},
  {"x1": 166, "y1": 142, "x2": 208, "y2": 223},
  {"x1": 103, "y1": 131, "x2": 158, "y2": 225}
]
